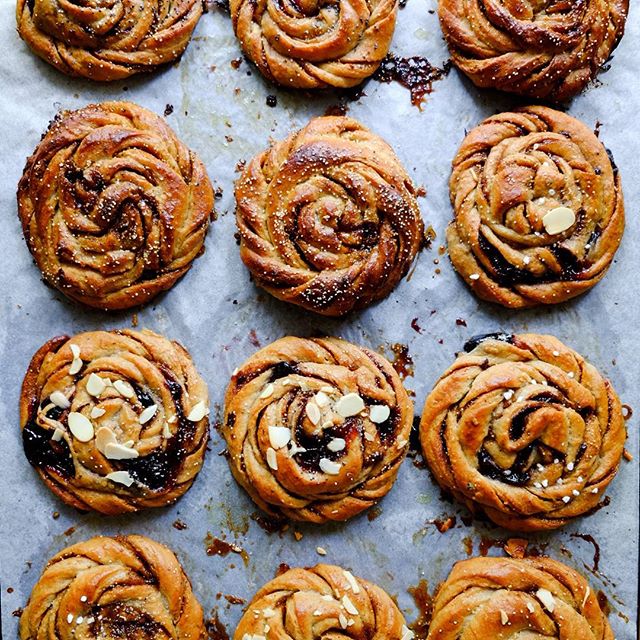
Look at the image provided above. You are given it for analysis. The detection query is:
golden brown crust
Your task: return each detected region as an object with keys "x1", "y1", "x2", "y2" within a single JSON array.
[
  {"x1": 222, "y1": 336, "x2": 413, "y2": 523},
  {"x1": 234, "y1": 564, "x2": 410, "y2": 639},
  {"x1": 230, "y1": 0, "x2": 398, "y2": 89},
  {"x1": 428, "y1": 556, "x2": 613, "y2": 639},
  {"x1": 20, "y1": 534, "x2": 205, "y2": 640},
  {"x1": 17, "y1": 101, "x2": 213, "y2": 311},
  {"x1": 438, "y1": 0, "x2": 628, "y2": 101},
  {"x1": 419, "y1": 333, "x2": 626, "y2": 532},
  {"x1": 20, "y1": 329, "x2": 209, "y2": 515},
  {"x1": 235, "y1": 116, "x2": 424, "y2": 316},
  {"x1": 16, "y1": 0, "x2": 203, "y2": 81},
  {"x1": 447, "y1": 107, "x2": 624, "y2": 308}
]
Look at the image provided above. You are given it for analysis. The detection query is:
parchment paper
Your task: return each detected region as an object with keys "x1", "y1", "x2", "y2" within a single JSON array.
[{"x1": 1, "y1": 1, "x2": 638, "y2": 637}]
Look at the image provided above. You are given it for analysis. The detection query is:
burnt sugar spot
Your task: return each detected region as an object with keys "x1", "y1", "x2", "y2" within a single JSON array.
[
  {"x1": 204, "y1": 532, "x2": 249, "y2": 566},
  {"x1": 205, "y1": 611, "x2": 230, "y2": 640},
  {"x1": 408, "y1": 579, "x2": 433, "y2": 639},
  {"x1": 373, "y1": 54, "x2": 450, "y2": 109},
  {"x1": 388, "y1": 343, "x2": 414, "y2": 380}
]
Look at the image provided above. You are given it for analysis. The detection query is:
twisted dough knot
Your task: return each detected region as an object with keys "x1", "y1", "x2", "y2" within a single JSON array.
[
  {"x1": 428, "y1": 556, "x2": 613, "y2": 639},
  {"x1": 438, "y1": 0, "x2": 628, "y2": 100},
  {"x1": 20, "y1": 535, "x2": 204, "y2": 640},
  {"x1": 16, "y1": 0, "x2": 203, "y2": 80},
  {"x1": 236, "y1": 116, "x2": 424, "y2": 316},
  {"x1": 223, "y1": 337, "x2": 413, "y2": 523},
  {"x1": 20, "y1": 329, "x2": 209, "y2": 515},
  {"x1": 447, "y1": 107, "x2": 624, "y2": 308},
  {"x1": 18, "y1": 101, "x2": 213, "y2": 310},
  {"x1": 419, "y1": 333, "x2": 625, "y2": 531},
  {"x1": 231, "y1": 0, "x2": 398, "y2": 88},
  {"x1": 235, "y1": 564, "x2": 411, "y2": 640}
]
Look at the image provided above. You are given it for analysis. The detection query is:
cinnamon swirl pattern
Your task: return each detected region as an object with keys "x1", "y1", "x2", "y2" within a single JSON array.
[
  {"x1": 16, "y1": 0, "x2": 203, "y2": 81},
  {"x1": 20, "y1": 535, "x2": 205, "y2": 640},
  {"x1": 428, "y1": 556, "x2": 613, "y2": 639},
  {"x1": 235, "y1": 564, "x2": 411, "y2": 640},
  {"x1": 420, "y1": 333, "x2": 625, "y2": 532},
  {"x1": 447, "y1": 107, "x2": 624, "y2": 308},
  {"x1": 230, "y1": 0, "x2": 398, "y2": 89},
  {"x1": 222, "y1": 336, "x2": 413, "y2": 523},
  {"x1": 235, "y1": 116, "x2": 424, "y2": 316},
  {"x1": 438, "y1": 0, "x2": 628, "y2": 101},
  {"x1": 20, "y1": 329, "x2": 209, "y2": 515},
  {"x1": 18, "y1": 101, "x2": 213, "y2": 311}
]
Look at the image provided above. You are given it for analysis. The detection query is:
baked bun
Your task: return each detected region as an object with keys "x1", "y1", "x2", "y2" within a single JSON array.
[
  {"x1": 20, "y1": 534, "x2": 204, "y2": 640},
  {"x1": 20, "y1": 329, "x2": 209, "y2": 515},
  {"x1": 17, "y1": 0, "x2": 203, "y2": 81},
  {"x1": 234, "y1": 564, "x2": 411, "y2": 639},
  {"x1": 428, "y1": 556, "x2": 613, "y2": 639},
  {"x1": 230, "y1": 0, "x2": 397, "y2": 89},
  {"x1": 447, "y1": 106, "x2": 624, "y2": 308},
  {"x1": 235, "y1": 116, "x2": 424, "y2": 316},
  {"x1": 223, "y1": 336, "x2": 413, "y2": 523},
  {"x1": 419, "y1": 332, "x2": 625, "y2": 531},
  {"x1": 438, "y1": 0, "x2": 628, "y2": 101},
  {"x1": 18, "y1": 101, "x2": 213, "y2": 310}
]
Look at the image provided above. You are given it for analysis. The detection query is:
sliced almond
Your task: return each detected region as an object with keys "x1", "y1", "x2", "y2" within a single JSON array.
[
  {"x1": 187, "y1": 401, "x2": 208, "y2": 422},
  {"x1": 105, "y1": 471, "x2": 134, "y2": 487},
  {"x1": 113, "y1": 380, "x2": 135, "y2": 398},
  {"x1": 369, "y1": 404, "x2": 390, "y2": 423},
  {"x1": 335, "y1": 393, "x2": 365, "y2": 418},
  {"x1": 343, "y1": 570, "x2": 360, "y2": 594},
  {"x1": 260, "y1": 383, "x2": 274, "y2": 399},
  {"x1": 69, "y1": 358, "x2": 83, "y2": 375},
  {"x1": 314, "y1": 391, "x2": 331, "y2": 407},
  {"x1": 162, "y1": 423, "x2": 172, "y2": 438},
  {"x1": 542, "y1": 206, "x2": 575, "y2": 235},
  {"x1": 500, "y1": 610, "x2": 509, "y2": 625},
  {"x1": 268, "y1": 426, "x2": 291, "y2": 450},
  {"x1": 95, "y1": 426, "x2": 117, "y2": 454},
  {"x1": 104, "y1": 442, "x2": 139, "y2": 460},
  {"x1": 319, "y1": 458, "x2": 341, "y2": 475},
  {"x1": 327, "y1": 438, "x2": 346, "y2": 452},
  {"x1": 536, "y1": 588, "x2": 556, "y2": 613},
  {"x1": 139, "y1": 404, "x2": 158, "y2": 425},
  {"x1": 69, "y1": 344, "x2": 80, "y2": 359},
  {"x1": 68, "y1": 412, "x2": 94, "y2": 442},
  {"x1": 266, "y1": 447, "x2": 278, "y2": 470},
  {"x1": 339, "y1": 614, "x2": 348, "y2": 629},
  {"x1": 342, "y1": 595, "x2": 358, "y2": 615},
  {"x1": 52, "y1": 428, "x2": 64, "y2": 442},
  {"x1": 401, "y1": 626, "x2": 414, "y2": 640},
  {"x1": 288, "y1": 443, "x2": 307, "y2": 456},
  {"x1": 90, "y1": 406, "x2": 106, "y2": 419},
  {"x1": 86, "y1": 373, "x2": 106, "y2": 397},
  {"x1": 305, "y1": 402, "x2": 321, "y2": 425},
  {"x1": 50, "y1": 391, "x2": 70, "y2": 409}
]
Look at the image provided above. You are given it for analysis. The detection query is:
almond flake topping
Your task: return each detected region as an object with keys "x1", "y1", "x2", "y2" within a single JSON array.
[
  {"x1": 69, "y1": 358, "x2": 83, "y2": 375},
  {"x1": 305, "y1": 402, "x2": 321, "y2": 425},
  {"x1": 68, "y1": 412, "x2": 94, "y2": 442},
  {"x1": 105, "y1": 471, "x2": 134, "y2": 487},
  {"x1": 95, "y1": 427, "x2": 117, "y2": 453},
  {"x1": 339, "y1": 614, "x2": 348, "y2": 629},
  {"x1": 187, "y1": 401, "x2": 208, "y2": 422},
  {"x1": 86, "y1": 373, "x2": 106, "y2": 397},
  {"x1": 139, "y1": 404, "x2": 158, "y2": 425},
  {"x1": 260, "y1": 384, "x2": 274, "y2": 399},
  {"x1": 543, "y1": 206, "x2": 575, "y2": 235},
  {"x1": 52, "y1": 428, "x2": 64, "y2": 442},
  {"x1": 113, "y1": 380, "x2": 135, "y2": 398},
  {"x1": 315, "y1": 391, "x2": 331, "y2": 407},
  {"x1": 69, "y1": 344, "x2": 81, "y2": 359},
  {"x1": 90, "y1": 407, "x2": 106, "y2": 419},
  {"x1": 319, "y1": 458, "x2": 341, "y2": 475},
  {"x1": 343, "y1": 570, "x2": 360, "y2": 594},
  {"x1": 335, "y1": 393, "x2": 365, "y2": 417},
  {"x1": 327, "y1": 438, "x2": 346, "y2": 452},
  {"x1": 316, "y1": 546, "x2": 327, "y2": 556},
  {"x1": 266, "y1": 447, "x2": 278, "y2": 470},
  {"x1": 269, "y1": 426, "x2": 291, "y2": 449},
  {"x1": 342, "y1": 595, "x2": 358, "y2": 615},
  {"x1": 536, "y1": 588, "x2": 556, "y2": 613},
  {"x1": 369, "y1": 405, "x2": 390, "y2": 423},
  {"x1": 500, "y1": 610, "x2": 509, "y2": 625},
  {"x1": 50, "y1": 391, "x2": 70, "y2": 409},
  {"x1": 401, "y1": 625, "x2": 415, "y2": 640},
  {"x1": 104, "y1": 442, "x2": 139, "y2": 460}
]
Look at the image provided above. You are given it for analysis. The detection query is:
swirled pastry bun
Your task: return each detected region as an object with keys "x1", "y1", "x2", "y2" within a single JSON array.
[
  {"x1": 438, "y1": 0, "x2": 628, "y2": 101},
  {"x1": 20, "y1": 329, "x2": 209, "y2": 515},
  {"x1": 231, "y1": 0, "x2": 398, "y2": 89},
  {"x1": 419, "y1": 333, "x2": 626, "y2": 532},
  {"x1": 20, "y1": 535, "x2": 205, "y2": 640},
  {"x1": 235, "y1": 116, "x2": 424, "y2": 316},
  {"x1": 428, "y1": 556, "x2": 613, "y2": 639},
  {"x1": 447, "y1": 107, "x2": 624, "y2": 308},
  {"x1": 17, "y1": 0, "x2": 203, "y2": 81},
  {"x1": 235, "y1": 564, "x2": 411, "y2": 640},
  {"x1": 222, "y1": 336, "x2": 413, "y2": 523},
  {"x1": 18, "y1": 101, "x2": 214, "y2": 311}
]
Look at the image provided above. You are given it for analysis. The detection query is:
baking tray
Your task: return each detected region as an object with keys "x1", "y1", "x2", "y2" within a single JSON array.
[{"x1": 0, "y1": 0, "x2": 638, "y2": 637}]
